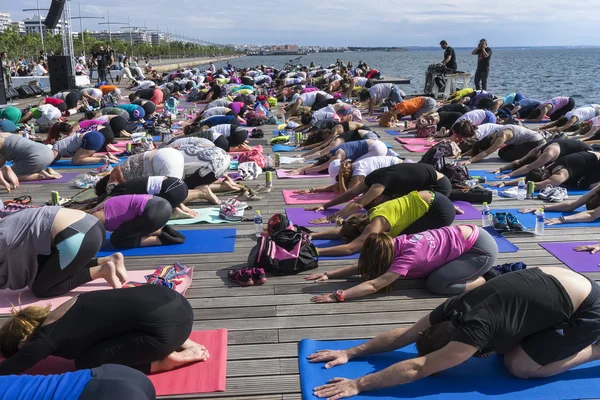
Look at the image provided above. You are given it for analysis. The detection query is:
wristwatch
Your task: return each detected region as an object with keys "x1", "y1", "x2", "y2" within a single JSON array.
[{"x1": 333, "y1": 290, "x2": 345, "y2": 302}]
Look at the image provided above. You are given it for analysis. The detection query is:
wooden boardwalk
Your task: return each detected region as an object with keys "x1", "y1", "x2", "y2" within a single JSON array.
[{"x1": 4, "y1": 109, "x2": 599, "y2": 400}]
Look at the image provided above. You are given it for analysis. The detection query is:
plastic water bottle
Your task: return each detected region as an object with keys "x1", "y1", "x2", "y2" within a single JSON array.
[
  {"x1": 164, "y1": 129, "x2": 172, "y2": 144},
  {"x1": 481, "y1": 202, "x2": 492, "y2": 227},
  {"x1": 465, "y1": 179, "x2": 479, "y2": 187},
  {"x1": 254, "y1": 210, "x2": 264, "y2": 238},
  {"x1": 535, "y1": 208, "x2": 545, "y2": 236},
  {"x1": 265, "y1": 154, "x2": 274, "y2": 170},
  {"x1": 517, "y1": 178, "x2": 526, "y2": 200}
]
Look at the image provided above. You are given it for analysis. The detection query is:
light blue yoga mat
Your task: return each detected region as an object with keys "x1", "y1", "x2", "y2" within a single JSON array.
[
  {"x1": 470, "y1": 170, "x2": 590, "y2": 196},
  {"x1": 490, "y1": 207, "x2": 598, "y2": 229},
  {"x1": 97, "y1": 228, "x2": 236, "y2": 256},
  {"x1": 166, "y1": 208, "x2": 242, "y2": 226},
  {"x1": 273, "y1": 144, "x2": 302, "y2": 152},
  {"x1": 313, "y1": 239, "x2": 359, "y2": 260},
  {"x1": 50, "y1": 158, "x2": 124, "y2": 169},
  {"x1": 299, "y1": 339, "x2": 600, "y2": 400}
]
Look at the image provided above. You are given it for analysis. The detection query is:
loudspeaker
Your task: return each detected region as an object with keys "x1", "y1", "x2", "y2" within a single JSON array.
[
  {"x1": 48, "y1": 56, "x2": 75, "y2": 94},
  {"x1": 0, "y1": 62, "x2": 6, "y2": 105},
  {"x1": 44, "y1": 0, "x2": 67, "y2": 29}
]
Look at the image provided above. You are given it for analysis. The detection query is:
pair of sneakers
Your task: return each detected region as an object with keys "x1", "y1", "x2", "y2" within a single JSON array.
[
  {"x1": 538, "y1": 185, "x2": 568, "y2": 202},
  {"x1": 493, "y1": 212, "x2": 524, "y2": 232},
  {"x1": 228, "y1": 267, "x2": 267, "y2": 287},
  {"x1": 75, "y1": 174, "x2": 101, "y2": 189},
  {"x1": 90, "y1": 157, "x2": 113, "y2": 176}
]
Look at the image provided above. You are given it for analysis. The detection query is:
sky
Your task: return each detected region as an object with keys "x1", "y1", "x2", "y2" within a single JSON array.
[{"x1": 6, "y1": 0, "x2": 600, "y2": 47}]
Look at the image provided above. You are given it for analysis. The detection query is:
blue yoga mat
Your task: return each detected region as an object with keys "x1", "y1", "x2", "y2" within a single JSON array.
[
  {"x1": 50, "y1": 158, "x2": 125, "y2": 169},
  {"x1": 273, "y1": 144, "x2": 302, "y2": 152},
  {"x1": 313, "y1": 239, "x2": 359, "y2": 260},
  {"x1": 470, "y1": 170, "x2": 590, "y2": 196},
  {"x1": 384, "y1": 142, "x2": 394, "y2": 149},
  {"x1": 491, "y1": 207, "x2": 598, "y2": 229},
  {"x1": 273, "y1": 130, "x2": 287, "y2": 136},
  {"x1": 97, "y1": 228, "x2": 236, "y2": 257},
  {"x1": 483, "y1": 227, "x2": 519, "y2": 252},
  {"x1": 385, "y1": 130, "x2": 402, "y2": 136},
  {"x1": 299, "y1": 339, "x2": 600, "y2": 400}
]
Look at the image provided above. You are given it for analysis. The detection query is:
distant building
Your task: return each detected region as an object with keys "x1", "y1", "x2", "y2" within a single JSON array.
[
  {"x1": 150, "y1": 32, "x2": 164, "y2": 46},
  {"x1": 11, "y1": 21, "x2": 25, "y2": 34},
  {"x1": 24, "y1": 15, "x2": 64, "y2": 35},
  {"x1": 88, "y1": 29, "x2": 151, "y2": 45},
  {"x1": 0, "y1": 12, "x2": 11, "y2": 33}
]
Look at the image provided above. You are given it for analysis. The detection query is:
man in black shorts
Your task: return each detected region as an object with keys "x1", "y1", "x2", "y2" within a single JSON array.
[{"x1": 310, "y1": 267, "x2": 600, "y2": 399}]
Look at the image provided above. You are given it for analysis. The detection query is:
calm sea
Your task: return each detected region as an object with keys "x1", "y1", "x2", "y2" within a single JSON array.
[{"x1": 203, "y1": 48, "x2": 600, "y2": 104}]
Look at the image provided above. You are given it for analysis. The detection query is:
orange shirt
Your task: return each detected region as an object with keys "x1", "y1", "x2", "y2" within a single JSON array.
[
  {"x1": 392, "y1": 97, "x2": 426, "y2": 116},
  {"x1": 99, "y1": 85, "x2": 117, "y2": 95}
]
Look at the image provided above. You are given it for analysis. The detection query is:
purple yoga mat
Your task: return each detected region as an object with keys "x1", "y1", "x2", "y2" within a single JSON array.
[
  {"x1": 540, "y1": 242, "x2": 600, "y2": 273},
  {"x1": 21, "y1": 172, "x2": 79, "y2": 185},
  {"x1": 365, "y1": 117, "x2": 378, "y2": 123},
  {"x1": 286, "y1": 207, "x2": 365, "y2": 226},
  {"x1": 276, "y1": 170, "x2": 328, "y2": 179},
  {"x1": 454, "y1": 201, "x2": 481, "y2": 220}
]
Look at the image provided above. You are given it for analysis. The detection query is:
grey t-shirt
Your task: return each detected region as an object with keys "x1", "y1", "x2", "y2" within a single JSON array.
[
  {"x1": 52, "y1": 134, "x2": 82, "y2": 157},
  {"x1": 504, "y1": 125, "x2": 544, "y2": 146},
  {"x1": 1, "y1": 135, "x2": 54, "y2": 175},
  {"x1": 0, "y1": 206, "x2": 60, "y2": 290}
]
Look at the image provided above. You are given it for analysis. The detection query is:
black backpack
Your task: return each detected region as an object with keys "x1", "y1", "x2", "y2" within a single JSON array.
[{"x1": 419, "y1": 141, "x2": 469, "y2": 185}]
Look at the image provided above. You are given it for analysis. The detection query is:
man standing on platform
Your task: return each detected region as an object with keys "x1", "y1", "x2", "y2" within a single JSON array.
[
  {"x1": 439, "y1": 40, "x2": 457, "y2": 71},
  {"x1": 472, "y1": 38, "x2": 492, "y2": 90}
]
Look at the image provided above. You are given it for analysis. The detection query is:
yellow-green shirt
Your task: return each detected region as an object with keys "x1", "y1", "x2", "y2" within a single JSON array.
[{"x1": 368, "y1": 191, "x2": 429, "y2": 237}]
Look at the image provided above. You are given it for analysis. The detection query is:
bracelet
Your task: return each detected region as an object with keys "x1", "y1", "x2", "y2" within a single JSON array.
[
  {"x1": 333, "y1": 289, "x2": 345, "y2": 302},
  {"x1": 559, "y1": 216, "x2": 566, "y2": 223},
  {"x1": 309, "y1": 187, "x2": 316, "y2": 193}
]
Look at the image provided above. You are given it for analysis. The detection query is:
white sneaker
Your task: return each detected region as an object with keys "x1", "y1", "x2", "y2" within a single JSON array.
[
  {"x1": 538, "y1": 185, "x2": 555, "y2": 200},
  {"x1": 548, "y1": 187, "x2": 568, "y2": 202}
]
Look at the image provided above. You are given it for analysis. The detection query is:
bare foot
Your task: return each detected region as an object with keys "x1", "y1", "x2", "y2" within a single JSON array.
[
  {"x1": 193, "y1": 186, "x2": 220, "y2": 205},
  {"x1": 152, "y1": 342, "x2": 209, "y2": 373},
  {"x1": 98, "y1": 261, "x2": 123, "y2": 289},
  {"x1": 105, "y1": 143, "x2": 119, "y2": 153},
  {"x1": 46, "y1": 167, "x2": 62, "y2": 179},
  {"x1": 171, "y1": 207, "x2": 197, "y2": 220},
  {"x1": 107, "y1": 155, "x2": 121, "y2": 164},
  {"x1": 109, "y1": 252, "x2": 128, "y2": 284}
]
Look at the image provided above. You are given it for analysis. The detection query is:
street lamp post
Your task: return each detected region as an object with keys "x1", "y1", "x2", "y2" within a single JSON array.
[{"x1": 72, "y1": 3, "x2": 104, "y2": 58}]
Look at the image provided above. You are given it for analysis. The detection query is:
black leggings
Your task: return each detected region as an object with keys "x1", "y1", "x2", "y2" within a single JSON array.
[
  {"x1": 79, "y1": 364, "x2": 155, "y2": 400},
  {"x1": 74, "y1": 286, "x2": 193, "y2": 374},
  {"x1": 550, "y1": 97, "x2": 576, "y2": 121},
  {"x1": 312, "y1": 93, "x2": 337, "y2": 111},
  {"x1": 498, "y1": 139, "x2": 545, "y2": 161},
  {"x1": 403, "y1": 192, "x2": 456, "y2": 234},
  {"x1": 474, "y1": 69, "x2": 489, "y2": 91},
  {"x1": 111, "y1": 177, "x2": 188, "y2": 208},
  {"x1": 32, "y1": 215, "x2": 106, "y2": 298},
  {"x1": 431, "y1": 176, "x2": 452, "y2": 197},
  {"x1": 110, "y1": 197, "x2": 172, "y2": 248}
]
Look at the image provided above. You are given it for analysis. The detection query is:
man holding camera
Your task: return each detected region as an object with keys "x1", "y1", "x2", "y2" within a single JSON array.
[{"x1": 472, "y1": 39, "x2": 492, "y2": 90}]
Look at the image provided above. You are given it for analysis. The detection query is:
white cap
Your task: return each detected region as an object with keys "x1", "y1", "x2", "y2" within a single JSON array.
[{"x1": 328, "y1": 159, "x2": 342, "y2": 183}]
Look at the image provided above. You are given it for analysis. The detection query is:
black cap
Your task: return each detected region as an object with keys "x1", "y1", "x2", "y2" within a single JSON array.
[{"x1": 440, "y1": 40, "x2": 448, "y2": 45}]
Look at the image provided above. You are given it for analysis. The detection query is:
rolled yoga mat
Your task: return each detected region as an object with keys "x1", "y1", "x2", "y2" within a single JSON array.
[
  {"x1": 0, "y1": 268, "x2": 192, "y2": 314},
  {"x1": 540, "y1": 241, "x2": 600, "y2": 273},
  {"x1": 97, "y1": 228, "x2": 237, "y2": 257},
  {"x1": 282, "y1": 190, "x2": 338, "y2": 205},
  {"x1": 299, "y1": 338, "x2": 600, "y2": 400},
  {"x1": 0, "y1": 329, "x2": 228, "y2": 396},
  {"x1": 490, "y1": 207, "x2": 600, "y2": 229},
  {"x1": 277, "y1": 169, "x2": 329, "y2": 179},
  {"x1": 166, "y1": 208, "x2": 243, "y2": 225},
  {"x1": 20, "y1": 172, "x2": 79, "y2": 185}
]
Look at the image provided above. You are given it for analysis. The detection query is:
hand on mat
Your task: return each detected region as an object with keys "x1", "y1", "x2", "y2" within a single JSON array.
[
  {"x1": 305, "y1": 273, "x2": 329, "y2": 282},
  {"x1": 518, "y1": 208, "x2": 537, "y2": 214},
  {"x1": 305, "y1": 205, "x2": 325, "y2": 212},
  {"x1": 311, "y1": 293, "x2": 338, "y2": 303},
  {"x1": 545, "y1": 218, "x2": 562, "y2": 226},
  {"x1": 574, "y1": 244, "x2": 600, "y2": 254},
  {"x1": 454, "y1": 205, "x2": 464, "y2": 215},
  {"x1": 308, "y1": 349, "x2": 349, "y2": 368},
  {"x1": 288, "y1": 169, "x2": 303, "y2": 176},
  {"x1": 295, "y1": 189, "x2": 310, "y2": 194},
  {"x1": 458, "y1": 160, "x2": 471, "y2": 166},
  {"x1": 486, "y1": 169, "x2": 500, "y2": 174},
  {"x1": 488, "y1": 181, "x2": 506, "y2": 188},
  {"x1": 313, "y1": 377, "x2": 360, "y2": 400},
  {"x1": 310, "y1": 217, "x2": 332, "y2": 225}
]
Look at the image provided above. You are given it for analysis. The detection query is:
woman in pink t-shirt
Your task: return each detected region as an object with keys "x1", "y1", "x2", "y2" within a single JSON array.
[{"x1": 309, "y1": 224, "x2": 497, "y2": 303}]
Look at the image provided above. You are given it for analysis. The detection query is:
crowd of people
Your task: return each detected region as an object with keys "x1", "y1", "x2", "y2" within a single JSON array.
[{"x1": 0, "y1": 52, "x2": 600, "y2": 400}]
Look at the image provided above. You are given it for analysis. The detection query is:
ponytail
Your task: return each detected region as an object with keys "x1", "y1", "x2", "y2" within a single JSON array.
[{"x1": 0, "y1": 305, "x2": 50, "y2": 358}]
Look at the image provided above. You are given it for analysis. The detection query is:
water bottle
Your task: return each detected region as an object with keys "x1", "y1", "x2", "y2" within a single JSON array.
[
  {"x1": 517, "y1": 178, "x2": 526, "y2": 200},
  {"x1": 266, "y1": 154, "x2": 274, "y2": 170},
  {"x1": 254, "y1": 210, "x2": 264, "y2": 238},
  {"x1": 164, "y1": 129, "x2": 172, "y2": 144},
  {"x1": 481, "y1": 202, "x2": 492, "y2": 227},
  {"x1": 465, "y1": 179, "x2": 479, "y2": 187},
  {"x1": 535, "y1": 208, "x2": 545, "y2": 236}
]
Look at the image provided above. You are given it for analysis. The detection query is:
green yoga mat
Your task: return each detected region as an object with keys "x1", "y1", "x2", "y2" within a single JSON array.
[{"x1": 166, "y1": 207, "x2": 243, "y2": 225}]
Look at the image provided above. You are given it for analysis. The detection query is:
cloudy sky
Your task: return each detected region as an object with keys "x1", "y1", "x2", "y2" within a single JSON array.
[{"x1": 6, "y1": 0, "x2": 600, "y2": 47}]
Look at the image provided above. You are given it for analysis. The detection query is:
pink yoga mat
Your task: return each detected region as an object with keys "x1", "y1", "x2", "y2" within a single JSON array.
[
  {"x1": 282, "y1": 190, "x2": 338, "y2": 205},
  {"x1": 395, "y1": 137, "x2": 438, "y2": 145},
  {"x1": 276, "y1": 169, "x2": 328, "y2": 179},
  {"x1": 0, "y1": 268, "x2": 193, "y2": 314},
  {"x1": 540, "y1": 242, "x2": 600, "y2": 273},
  {"x1": 0, "y1": 329, "x2": 228, "y2": 396},
  {"x1": 403, "y1": 144, "x2": 433, "y2": 153}
]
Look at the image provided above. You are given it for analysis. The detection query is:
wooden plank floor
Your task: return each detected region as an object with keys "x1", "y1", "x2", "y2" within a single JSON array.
[{"x1": 5, "y1": 104, "x2": 600, "y2": 400}]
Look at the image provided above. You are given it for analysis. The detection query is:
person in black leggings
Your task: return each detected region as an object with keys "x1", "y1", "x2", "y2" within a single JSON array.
[
  {"x1": 90, "y1": 195, "x2": 185, "y2": 248},
  {"x1": 0, "y1": 364, "x2": 156, "y2": 399},
  {"x1": 0, "y1": 207, "x2": 127, "y2": 298},
  {"x1": 0, "y1": 285, "x2": 208, "y2": 375}
]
